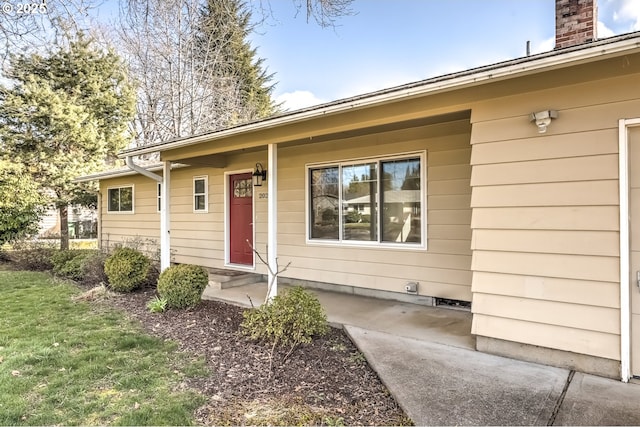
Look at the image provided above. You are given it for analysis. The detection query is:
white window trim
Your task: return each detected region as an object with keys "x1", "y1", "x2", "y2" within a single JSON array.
[
  {"x1": 193, "y1": 175, "x2": 208, "y2": 213},
  {"x1": 305, "y1": 151, "x2": 427, "y2": 250},
  {"x1": 106, "y1": 184, "x2": 135, "y2": 214}
]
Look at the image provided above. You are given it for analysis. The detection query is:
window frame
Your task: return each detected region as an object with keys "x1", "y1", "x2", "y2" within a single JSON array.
[
  {"x1": 305, "y1": 151, "x2": 427, "y2": 250},
  {"x1": 106, "y1": 185, "x2": 135, "y2": 214},
  {"x1": 157, "y1": 182, "x2": 162, "y2": 213},
  {"x1": 193, "y1": 175, "x2": 208, "y2": 213}
]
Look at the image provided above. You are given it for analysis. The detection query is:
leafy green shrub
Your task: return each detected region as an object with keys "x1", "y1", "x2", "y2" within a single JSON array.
[
  {"x1": 241, "y1": 286, "x2": 328, "y2": 352},
  {"x1": 344, "y1": 210, "x2": 361, "y2": 223},
  {"x1": 51, "y1": 250, "x2": 107, "y2": 285},
  {"x1": 321, "y1": 208, "x2": 336, "y2": 223},
  {"x1": 104, "y1": 247, "x2": 151, "y2": 292},
  {"x1": 157, "y1": 264, "x2": 208, "y2": 309}
]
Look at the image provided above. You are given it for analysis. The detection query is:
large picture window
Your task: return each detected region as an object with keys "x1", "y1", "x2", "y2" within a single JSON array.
[
  {"x1": 309, "y1": 154, "x2": 424, "y2": 246},
  {"x1": 107, "y1": 186, "x2": 133, "y2": 213}
]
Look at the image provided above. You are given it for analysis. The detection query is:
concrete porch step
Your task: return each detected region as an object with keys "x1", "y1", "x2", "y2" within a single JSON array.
[
  {"x1": 205, "y1": 268, "x2": 264, "y2": 291},
  {"x1": 202, "y1": 280, "x2": 269, "y2": 307}
]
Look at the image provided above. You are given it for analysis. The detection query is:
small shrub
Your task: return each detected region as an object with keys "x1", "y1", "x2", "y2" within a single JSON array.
[
  {"x1": 9, "y1": 247, "x2": 55, "y2": 271},
  {"x1": 51, "y1": 250, "x2": 106, "y2": 284},
  {"x1": 52, "y1": 250, "x2": 86, "y2": 281},
  {"x1": 80, "y1": 251, "x2": 108, "y2": 287},
  {"x1": 104, "y1": 247, "x2": 151, "y2": 293},
  {"x1": 157, "y1": 264, "x2": 208, "y2": 309},
  {"x1": 241, "y1": 286, "x2": 328, "y2": 351},
  {"x1": 146, "y1": 296, "x2": 168, "y2": 313},
  {"x1": 344, "y1": 210, "x2": 361, "y2": 223}
]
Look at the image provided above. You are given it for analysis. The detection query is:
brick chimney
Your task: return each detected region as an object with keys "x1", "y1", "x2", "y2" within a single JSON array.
[{"x1": 555, "y1": 0, "x2": 597, "y2": 49}]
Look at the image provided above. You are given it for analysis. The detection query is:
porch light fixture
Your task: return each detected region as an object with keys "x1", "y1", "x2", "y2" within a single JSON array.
[
  {"x1": 252, "y1": 162, "x2": 267, "y2": 187},
  {"x1": 529, "y1": 110, "x2": 558, "y2": 134}
]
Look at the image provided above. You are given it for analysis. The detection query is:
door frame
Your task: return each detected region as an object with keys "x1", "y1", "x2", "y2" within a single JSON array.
[
  {"x1": 224, "y1": 169, "x2": 256, "y2": 269},
  {"x1": 619, "y1": 118, "x2": 640, "y2": 382}
]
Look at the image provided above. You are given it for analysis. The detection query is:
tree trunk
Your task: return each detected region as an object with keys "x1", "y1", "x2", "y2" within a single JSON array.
[{"x1": 59, "y1": 205, "x2": 69, "y2": 250}]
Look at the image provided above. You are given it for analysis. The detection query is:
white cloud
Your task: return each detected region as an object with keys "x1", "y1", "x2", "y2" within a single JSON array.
[
  {"x1": 275, "y1": 90, "x2": 325, "y2": 111},
  {"x1": 598, "y1": 20, "x2": 617, "y2": 38},
  {"x1": 613, "y1": 0, "x2": 640, "y2": 30},
  {"x1": 530, "y1": 36, "x2": 555, "y2": 54}
]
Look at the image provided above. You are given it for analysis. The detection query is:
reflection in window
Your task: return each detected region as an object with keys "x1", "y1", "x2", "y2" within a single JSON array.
[
  {"x1": 233, "y1": 178, "x2": 252, "y2": 198},
  {"x1": 381, "y1": 158, "x2": 421, "y2": 244},
  {"x1": 308, "y1": 155, "x2": 423, "y2": 246},
  {"x1": 342, "y1": 162, "x2": 377, "y2": 241},
  {"x1": 310, "y1": 167, "x2": 339, "y2": 239},
  {"x1": 108, "y1": 186, "x2": 133, "y2": 212},
  {"x1": 194, "y1": 176, "x2": 207, "y2": 212}
]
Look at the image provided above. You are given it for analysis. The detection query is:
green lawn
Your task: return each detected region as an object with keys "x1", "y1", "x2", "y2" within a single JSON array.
[{"x1": 0, "y1": 271, "x2": 205, "y2": 426}]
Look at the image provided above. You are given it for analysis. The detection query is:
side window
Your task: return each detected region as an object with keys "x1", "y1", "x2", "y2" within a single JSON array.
[
  {"x1": 107, "y1": 186, "x2": 134, "y2": 213},
  {"x1": 194, "y1": 176, "x2": 208, "y2": 212}
]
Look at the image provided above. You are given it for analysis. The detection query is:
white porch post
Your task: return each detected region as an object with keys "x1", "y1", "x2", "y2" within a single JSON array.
[
  {"x1": 160, "y1": 160, "x2": 171, "y2": 271},
  {"x1": 619, "y1": 118, "x2": 640, "y2": 382},
  {"x1": 267, "y1": 143, "x2": 278, "y2": 300}
]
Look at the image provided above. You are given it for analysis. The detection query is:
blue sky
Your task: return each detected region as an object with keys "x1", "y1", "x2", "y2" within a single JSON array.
[{"x1": 247, "y1": 0, "x2": 640, "y2": 110}]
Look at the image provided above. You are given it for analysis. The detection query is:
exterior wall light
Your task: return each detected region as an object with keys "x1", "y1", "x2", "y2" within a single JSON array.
[
  {"x1": 252, "y1": 162, "x2": 267, "y2": 187},
  {"x1": 529, "y1": 110, "x2": 558, "y2": 134}
]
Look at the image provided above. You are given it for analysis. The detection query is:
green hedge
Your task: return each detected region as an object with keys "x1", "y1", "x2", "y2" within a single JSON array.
[
  {"x1": 157, "y1": 264, "x2": 208, "y2": 309},
  {"x1": 104, "y1": 247, "x2": 151, "y2": 292}
]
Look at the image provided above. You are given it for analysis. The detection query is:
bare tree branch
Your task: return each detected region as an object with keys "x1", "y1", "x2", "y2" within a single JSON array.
[{"x1": 247, "y1": 239, "x2": 291, "y2": 304}]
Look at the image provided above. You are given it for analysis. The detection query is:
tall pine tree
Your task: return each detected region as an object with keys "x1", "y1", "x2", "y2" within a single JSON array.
[
  {"x1": 119, "y1": 0, "x2": 277, "y2": 146},
  {"x1": 0, "y1": 33, "x2": 136, "y2": 249},
  {"x1": 196, "y1": 0, "x2": 276, "y2": 121}
]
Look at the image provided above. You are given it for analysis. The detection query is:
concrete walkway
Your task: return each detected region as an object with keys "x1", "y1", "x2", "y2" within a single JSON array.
[{"x1": 204, "y1": 283, "x2": 640, "y2": 426}]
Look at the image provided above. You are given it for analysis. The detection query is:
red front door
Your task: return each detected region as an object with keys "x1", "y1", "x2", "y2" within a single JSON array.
[{"x1": 229, "y1": 173, "x2": 253, "y2": 265}]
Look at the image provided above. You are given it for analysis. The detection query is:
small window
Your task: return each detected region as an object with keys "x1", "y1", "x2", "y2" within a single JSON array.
[
  {"x1": 157, "y1": 183, "x2": 162, "y2": 213},
  {"x1": 194, "y1": 176, "x2": 208, "y2": 212},
  {"x1": 107, "y1": 186, "x2": 134, "y2": 213}
]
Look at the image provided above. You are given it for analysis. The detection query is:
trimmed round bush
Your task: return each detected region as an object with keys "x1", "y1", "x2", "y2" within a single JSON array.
[
  {"x1": 157, "y1": 264, "x2": 208, "y2": 309},
  {"x1": 104, "y1": 247, "x2": 151, "y2": 292}
]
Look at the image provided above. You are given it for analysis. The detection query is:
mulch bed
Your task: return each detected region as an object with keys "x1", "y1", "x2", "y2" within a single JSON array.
[{"x1": 103, "y1": 287, "x2": 412, "y2": 426}]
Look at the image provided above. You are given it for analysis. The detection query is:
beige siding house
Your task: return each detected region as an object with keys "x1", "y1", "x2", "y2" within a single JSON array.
[{"x1": 79, "y1": 1, "x2": 640, "y2": 381}]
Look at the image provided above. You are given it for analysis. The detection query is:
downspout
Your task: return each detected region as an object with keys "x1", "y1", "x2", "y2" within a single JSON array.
[
  {"x1": 125, "y1": 156, "x2": 171, "y2": 272},
  {"x1": 125, "y1": 156, "x2": 162, "y2": 183}
]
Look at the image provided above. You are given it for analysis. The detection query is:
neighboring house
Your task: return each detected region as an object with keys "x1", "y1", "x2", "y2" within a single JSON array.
[
  {"x1": 38, "y1": 205, "x2": 97, "y2": 239},
  {"x1": 78, "y1": 0, "x2": 640, "y2": 381}
]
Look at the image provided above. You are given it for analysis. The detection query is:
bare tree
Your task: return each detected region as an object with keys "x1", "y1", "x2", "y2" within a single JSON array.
[
  {"x1": 252, "y1": 0, "x2": 354, "y2": 28},
  {"x1": 298, "y1": 0, "x2": 354, "y2": 27},
  {"x1": 0, "y1": 0, "x2": 98, "y2": 62},
  {"x1": 116, "y1": 0, "x2": 274, "y2": 148}
]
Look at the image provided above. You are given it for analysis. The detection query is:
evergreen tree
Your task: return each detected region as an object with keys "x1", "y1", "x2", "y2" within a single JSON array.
[
  {"x1": 119, "y1": 0, "x2": 277, "y2": 146},
  {"x1": 0, "y1": 33, "x2": 136, "y2": 249},
  {"x1": 197, "y1": 0, "x2": 276, "y2": 121},
  {"x1": 0, "y1": 160, "x2": 45, "y2": 245}
]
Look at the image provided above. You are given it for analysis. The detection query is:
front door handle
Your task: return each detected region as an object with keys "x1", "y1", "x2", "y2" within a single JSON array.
[{"x1": 637, "y1": 271, "x2": 640, "y2": 291}]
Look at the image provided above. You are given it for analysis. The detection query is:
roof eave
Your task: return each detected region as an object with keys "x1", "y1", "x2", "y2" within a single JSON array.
[{"x1": 118, "y1": 32, "x2": 640, "y2": 159}]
